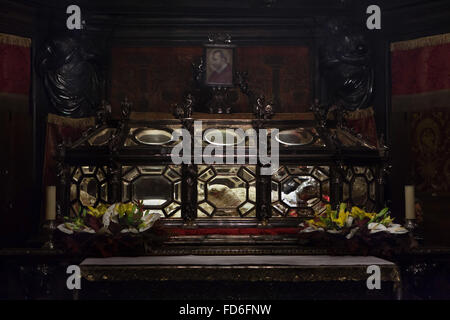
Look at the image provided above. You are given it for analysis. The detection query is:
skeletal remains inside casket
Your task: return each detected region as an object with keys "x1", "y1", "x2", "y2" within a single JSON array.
[
  {"x1": 281, "y1": 176, "x2": 322, "y2": 207},
  {"x1": 206, "y1": 185, "x2": 248, "y2": 208}
]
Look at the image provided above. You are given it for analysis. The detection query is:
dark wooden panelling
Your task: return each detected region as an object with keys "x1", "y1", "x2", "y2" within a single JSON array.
[
  {"x1": 0, "y1": 95, "x2": 33, "y2": 246},
  {"x1": 110, "y1": 46, "x2": 312, "y2": 114},
  {"x1": 110, "y1": 47, "x2": 202, "y2": 115},
  {"x1": 0, "y1": 1, "x2": 35, "y2": 38},
  {"x1": 0, "y1": 0, "x2": 38, "y2": 245},
  {"x1": 421, "y1": 194, "x2": 450, "y2": 246}
]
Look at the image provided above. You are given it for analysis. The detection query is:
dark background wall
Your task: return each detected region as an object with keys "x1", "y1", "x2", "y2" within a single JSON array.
[
  {"x1": 110, "y1": 46, "x2": 311, "y2": 115},
  {"x1": 0, "y1": 1, "x2": 36, "y2": 246}
]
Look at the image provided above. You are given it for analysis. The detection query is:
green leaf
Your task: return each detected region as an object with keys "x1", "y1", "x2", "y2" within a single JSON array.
[
  {"x1": 130, "y1": 204, "x2": 137, "y2": 216},
  {"x1": 376, "y1": 207, "x2": 389, "y2": 220},
  {"x1": 126, "y1": 215, "x2": 134, "y2": 225},
  {"x1": 332, "y1": 210, "x2": 337, "y2": 219},
  {"x1": 138, "y1": 222, "x2": 146, "y2": 229}
]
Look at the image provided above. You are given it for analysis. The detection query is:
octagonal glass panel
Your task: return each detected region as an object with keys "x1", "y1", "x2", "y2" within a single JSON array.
[
  {"x1": 198, "y1": 165, "x2": 256, "y2": 218},
  {"x1": 69, "y1": 166, "x2": 109, "y2": 212},
  {"x1": 121, "y1": 165, "x2": 182, "y2": 218},
  {"x1": 132, "y1": 176, "x2": 171, "y2": 207},
  {"x1": 342, "y1": 166, "x2": 377, "y2": 211},
  {"x1": 272, "y1": 165, "x2": 330, "y2": 217}
]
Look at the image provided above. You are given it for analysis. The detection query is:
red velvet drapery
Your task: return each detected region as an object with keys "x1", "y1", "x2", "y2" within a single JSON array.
[
  {"x1": 344, "y1": 107, "x2": 379, "y2": 147},
  {"x1": 0, "y1": 33, "x2": 32, "y2": 243},
  {"x1": 0, "y1": 33, "x2": 30, "y2": 95},
  {"x1": 391, "y1": 33, "x2": 450, "y2": 194},
  {"x1": 168, "y1": 227, "x2": 300, "y2": 236},
  {"x1": 42, "y1": 114, "x2": 95, "y2": 187}
]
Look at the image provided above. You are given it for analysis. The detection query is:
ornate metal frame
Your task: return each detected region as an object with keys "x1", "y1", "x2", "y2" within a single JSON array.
[
  {"x1": 56, "y1": 97, "x2": 390, "y2": 249},
  {"x1": 203, "y1": 43, "x2": 236, "y2": 88}
]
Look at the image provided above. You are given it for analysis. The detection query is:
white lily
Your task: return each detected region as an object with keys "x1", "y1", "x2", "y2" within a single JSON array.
[{"x1": 368, "y1": 222, "x2": 387, "y2": 233}]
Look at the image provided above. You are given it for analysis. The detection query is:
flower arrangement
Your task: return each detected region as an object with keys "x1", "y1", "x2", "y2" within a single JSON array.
[
  {"x1": 301, "y1": 203, "x2": 408, "y2": 239},
  {"x1": 56, "y1": 202, "x2": 167, "y2": 257},
  {"x1": 298, "y1": 203, "x2": 412, "y2": 257},
  {"x1": 57, "y1": 201, "x2": 161, "y2": 235}
]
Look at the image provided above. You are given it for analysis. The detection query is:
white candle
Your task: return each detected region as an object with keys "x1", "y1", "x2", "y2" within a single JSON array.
[
  {"x1": 45, "y1": 186, "x2": 56, "y2": 220},
  {"x1": 405, "y1": 185, "x2": 415, "y2": 220}
]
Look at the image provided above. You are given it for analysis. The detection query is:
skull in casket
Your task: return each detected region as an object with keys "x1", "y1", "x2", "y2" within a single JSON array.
[{"x1": 295, "y1": 177, "x2": 320, "y2": 205}]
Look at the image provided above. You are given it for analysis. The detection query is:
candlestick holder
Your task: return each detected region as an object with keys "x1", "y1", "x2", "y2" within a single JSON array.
[
  {"x1": 41, "y1": 220, "x2": 57, "y2": 250},
  {"x1": 405, "y1": 218, "x2": 417, "y2": 232},
  {"x1": 405, "y1": 218, "x2": 424, "y2": 242}
]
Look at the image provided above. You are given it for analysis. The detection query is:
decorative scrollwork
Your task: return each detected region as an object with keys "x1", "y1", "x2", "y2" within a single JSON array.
[
  {"x1": 95, "y1": 100, "x2": 112, "y2": 126},
  {"x1": 55, "y1": 142, "x2": 69, "y2": 217},
  {"x1": 192, "y1": 58, "x2": 206, "y2": 84},
  {"x1": 256, "y1": 169, "x2": 272, "y2": 224},
  {"x1": 236, "y1": 71, "x2": 275, "y2": 119},
  {"x1": 206, "y1": 87, "x2": 232, "y2": 114},
  {"x1": 207, "y1": 33, "x2": 232, "y2": 44},
  {"x1": 183, "y1": 164, "x2": 198, "y2": 223},
  {"x1": 173, "y1": 93, "x2": 194, "y2": 119},
  {"x1": 120, "y1": 97, "x2": 132, "y2": 121},
  {"x1": 255, "y1": 95, "x2": 274, "y2": 120},
  {"x1": 235, "y1": 71, "x2": 250, "y2": 95},
  {"x1": 108, "y1": 161, "x2": 122, "y2": 203},
  {"x1": 310, "y1": 100, "x2": 329, "y2": 128},
  {"x1": 108, "y1": 97, "x2": 132, "y2": 154},
  {"x1": 262, "y1": 0, "x2": 277, "y2": 8},
  {"x1": 378, "y1": 162, "x2": 392, "y2": 185},
  {"x1": 327, "y1": 104, "x2": 348, "y2": 129}
]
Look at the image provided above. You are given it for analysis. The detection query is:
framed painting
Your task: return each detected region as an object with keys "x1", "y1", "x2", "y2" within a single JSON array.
[{"x1": 204, "y1": 44, "x2": 235, "y2": 87}]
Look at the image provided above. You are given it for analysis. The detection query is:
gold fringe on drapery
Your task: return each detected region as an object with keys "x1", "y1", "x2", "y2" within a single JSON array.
[
  {"x1": 0, "y1": 32, "x2": 31, "y2": 47},
  {"x1": 344, "y1": 107, "x2": 375, "y2": 120},
  {"x1": 47, "y1": 113, "x2": 95, "y2": 129},
  {"x1": 390, "y1": 33, "x2": 450, "y2": 51}
]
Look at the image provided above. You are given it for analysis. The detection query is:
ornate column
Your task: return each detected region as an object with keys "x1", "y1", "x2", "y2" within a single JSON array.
[
  {"x1": 182, "y1": 163, "x2": 198, "y2": 227},
  {"x1": 107, "y1": 98, "x2": 132, "y2": 204},
  {"x1": 256, "y1": 165, "x2": 272, "y2": 226},
  {"x1": 253, "y1": 118, "x2": 273, "y2": 226},
  {"x1": 376, "y1": 161, "x2": 391, "y2": 211},
  {"x1": 108, "y1": 161, "x2": 121, "y2": 204},
  {"x1": 55, "y1": 142, "x2": 69, "y2": 218},
  {"x1": 330, "y1": 162, "x2": 344, "y2": 209},
  {"x1": 174, "y1": 109, "x2": 198, "y2": 227}
]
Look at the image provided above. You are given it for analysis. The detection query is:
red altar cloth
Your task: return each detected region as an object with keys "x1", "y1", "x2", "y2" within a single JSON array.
[{"x1": 167, "y1": 227, "x2": 300, "y2": 236}]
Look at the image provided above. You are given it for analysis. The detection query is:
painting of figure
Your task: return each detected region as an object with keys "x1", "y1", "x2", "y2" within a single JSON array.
[{"x1": 205, "y1": 47, "x2": 233, "y2": 86}]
